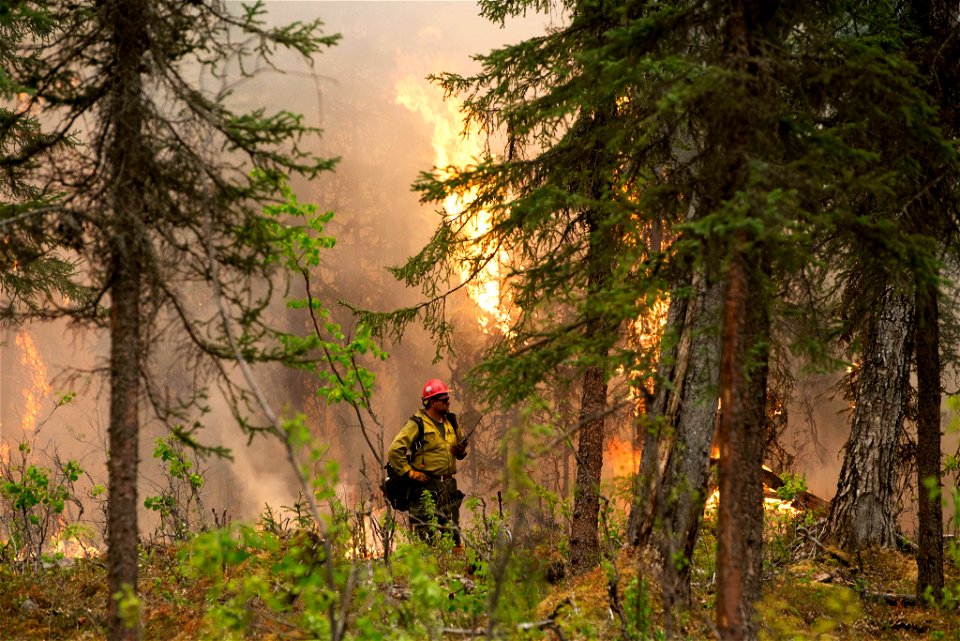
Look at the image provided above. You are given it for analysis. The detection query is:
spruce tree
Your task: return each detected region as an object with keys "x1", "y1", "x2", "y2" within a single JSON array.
[
  {"x1": 368, "y1": 0, "x2": 955, "y2": 633},
  {"x1": 821, "y1": 2, "x2": 958, "y2": 570},
  {"x1": 0, "y1": 3, "x2": 86, "y2": 316},
  {"x1": 905, "y1": 0, "x2": 959, "y2": 599},
  {"x1": 366, "y1": 0, "x2": 660, "y2": 574},
  {"x1": 2, "y1": 2, "x2": 339, "y2": 638}
]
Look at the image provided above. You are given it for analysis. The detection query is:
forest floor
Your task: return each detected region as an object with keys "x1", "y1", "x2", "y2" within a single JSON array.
[{"x1": 2, "y1": 530, "x2": 960, "y2": 641}]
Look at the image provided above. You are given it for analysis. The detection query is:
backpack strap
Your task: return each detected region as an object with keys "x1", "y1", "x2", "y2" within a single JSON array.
[
  {"x1": 410, "y1": 413, "x2": 458, "y2": 456},
  {"x1": 409, "y1": 415, "x2": 425, "y2": 455},
  {"x1": 447, "y1": 412, "x2": 460, "y2": 439}
]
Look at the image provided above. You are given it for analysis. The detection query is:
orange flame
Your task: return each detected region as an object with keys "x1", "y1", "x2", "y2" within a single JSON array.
[
  {"x1": 49, "y1": 516, "x2": 100, "y2": 560},
  {"x1": 604, "y1": 436, "x2": 641, "y2": 479},
  {"x1": 15, "y1": 331, "x2": 51, "y2": 431},
  {"x1": 628, "y1": 294, "x2": 671, "y2": 404},
  {"x1": 633, "y1": 296, "x2": 670, "y2": 355},
  {"x1": 395, "y1": 76, "x2": 514, "y2": 335},
  {"x1": 703, "y1": 486, "x2": 799, "y2": 518}
]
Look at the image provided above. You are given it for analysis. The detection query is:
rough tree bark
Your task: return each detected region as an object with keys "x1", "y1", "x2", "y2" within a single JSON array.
[
  {"x1": 568, "y1": 361, "x2": 609, "y2": 572},
  {"x1": 655, "y1": 272, "x2": 722, "y2": 608},
  {"x1": 105, "y1": 0, "x2": 148, "y2": 638},
  {"x1": 627, "y1": 273, "x2": 692, "y2": 547},
  {"x1": 567, "y1": 94, "x2": 618, "y2": 573},
  {"x1": 716, "y1": 245, "x2": 769, "y2": 641},
  {"x1": 713, "y1": 1, "x2": 774, "y2": 637},
  {"x1": 914, "y1": 273, "x2": 943, "y2": 598},
  {"x1": 825, "y1": 287, "x2": 912, "y2": 551},
  {"x1": 107, "y1": 247, "x2": 143, "y2": 641}
]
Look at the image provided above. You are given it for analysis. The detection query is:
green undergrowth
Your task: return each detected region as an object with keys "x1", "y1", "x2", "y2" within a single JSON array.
[{"x1": 3, "y1": 520, "x2": 960, "y2": 640}]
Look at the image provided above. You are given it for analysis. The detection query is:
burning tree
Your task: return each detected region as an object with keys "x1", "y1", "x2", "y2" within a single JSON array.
[
  {"x1": 371, "y1": 0, "x2": 960, "y2": 638},
  {"x1": 367, "y1": 0, "x2": 660, "y2": 577}
]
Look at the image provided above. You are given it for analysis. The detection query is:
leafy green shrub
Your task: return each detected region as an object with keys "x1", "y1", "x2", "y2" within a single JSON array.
[
  {"x1": 776, "y1": 472, "x2": 808, "y2": 501},
  {"x1": 0, "y1": 445, "x2": 86, "y2": 572},
  {"x1": 622, "y1": 576, "x2": 664, "y2": 641},
  {"x1": 143, "y1": 435, "x2": 208, "y2": 542}
]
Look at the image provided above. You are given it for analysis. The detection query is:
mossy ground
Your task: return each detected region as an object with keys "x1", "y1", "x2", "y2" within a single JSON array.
[{"x1": 3, "y1": 534, "x2": 960, "y2": 640}]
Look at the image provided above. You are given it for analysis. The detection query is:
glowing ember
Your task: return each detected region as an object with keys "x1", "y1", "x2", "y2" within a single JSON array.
[
  {"x1": 343, "y1": 504, "x2": 386, "y2": 560},
  {"x1": 703, "y1": 486, "x2": 800, "y2": 518},
  {"x1": 49, "y1": 519, "x2": 100, "y2": 560},
  {"x1": 15, "y1": 92, "x2": 34, "y2": 115},
  {"x1": 395, "y1": 76, "x2": 514, "y2": 335},
  {"x1": 763, "y1": 495, "x2": 799, "y2": 516},
  {"x1": 15, "y1": 330, "x2": 51, "y2": 431},
  {"x1": 705, "y1": 487, "x2": 720, "y2": 512}
]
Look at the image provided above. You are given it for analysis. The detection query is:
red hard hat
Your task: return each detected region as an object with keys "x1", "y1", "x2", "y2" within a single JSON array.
[{"x1": 421, "y1": 379, "x2": 450, "y2": 401}]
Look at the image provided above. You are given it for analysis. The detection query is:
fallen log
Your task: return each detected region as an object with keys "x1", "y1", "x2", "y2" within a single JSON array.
[
  {"x1": 706, "y1": 461, "x2": 831, "y2": 514},
  {"x1": 862, "y1": 591, "x2": 919, "y2": 606}
]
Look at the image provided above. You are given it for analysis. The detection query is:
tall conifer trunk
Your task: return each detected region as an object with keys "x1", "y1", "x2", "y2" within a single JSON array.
[
  {"x1": 568, "y1": 215, "x2": 613, "y2": 574},
  {"x1": 105, "y1": 0, "x2": 148, "y2": 638},
  {"x1": 567, "y1": 91, "x2": 617, "y2": 573},
  {"x1": 826, "y1": 288, "x2": 911, "y2": 550},
  {"x1": 713, "y1": 2, "x2": 773, "y2": 638},
  {"x1": 656, "y1": 272, "x2": 722, "y2": 608},
  {"x1": 107, "y1": 248, "x2": 142, "y2": 641},
  {"x1": 909, "y1": 0, "x2": 955, "y2": 599},
  {"x1": 915, "y1": 273, "x2": 943, "y2": 597},
  {"x1": 716, "y1": 247, "x2": 769, "y2": 641},
  {"x1": 569, "y1": 360, "x2": 608, "y2": 572},
  {"x1": 568, "y1": 203, "x2": 614, "y2": 575}
]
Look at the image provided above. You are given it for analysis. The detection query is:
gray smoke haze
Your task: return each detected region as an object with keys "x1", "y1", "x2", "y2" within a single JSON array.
[
  {"x1": 0, "y1": 2, "x2": 555, "y2": 539},
  {"x1": 5, "y1": 1, "x2": 934, "y2": 542}
]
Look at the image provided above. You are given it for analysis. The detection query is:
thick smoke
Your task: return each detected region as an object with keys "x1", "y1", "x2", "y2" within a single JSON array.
[
  {"x1": 2, "y1": 2, "x2": 903, "y2": 542},
  {"x1": 0, "y1": 2, "x2": 553, "y2": 539}
]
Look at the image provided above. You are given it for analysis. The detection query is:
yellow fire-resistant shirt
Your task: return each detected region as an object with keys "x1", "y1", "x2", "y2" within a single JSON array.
[{"x1": 387, "y1": 410, "x2": 463, "y2": 478}]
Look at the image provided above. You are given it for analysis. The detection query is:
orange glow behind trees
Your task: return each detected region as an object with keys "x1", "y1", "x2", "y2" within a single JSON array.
[
  {"x1": 395, "y1": 76, "x2": 514, "y2": 336},
  {"x1": 15, "y1": 331, "x2": 51, "y2": 432}
]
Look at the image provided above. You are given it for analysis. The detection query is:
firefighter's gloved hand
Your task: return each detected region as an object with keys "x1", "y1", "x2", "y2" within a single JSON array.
[
  {"x1": 408, "y1": 469, "x2": 429, "y2": 483},
  {"x1": 451, "y1": 443, "x2": 467, "y2": 459}
]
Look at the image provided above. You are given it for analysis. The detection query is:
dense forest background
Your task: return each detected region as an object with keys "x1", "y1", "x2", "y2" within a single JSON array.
[
  {"x1": 0, "y1": 0, "x2": 870, "y2": 533},
  {"x1": 4, "y1": 1, "x2": 960, "y2": 641},
  {"x1": 0, "y1": 1, "x2": 555, "y2": 520}
]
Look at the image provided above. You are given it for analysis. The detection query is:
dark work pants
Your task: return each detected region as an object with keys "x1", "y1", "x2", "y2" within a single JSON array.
[{"x1": 408, "y1": 476, "x2": 464, "y2": 546}]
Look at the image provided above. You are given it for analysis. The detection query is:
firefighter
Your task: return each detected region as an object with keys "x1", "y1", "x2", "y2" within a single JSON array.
[{"x1": 387, "y1": 378, "x2": 467, "y2": 546}]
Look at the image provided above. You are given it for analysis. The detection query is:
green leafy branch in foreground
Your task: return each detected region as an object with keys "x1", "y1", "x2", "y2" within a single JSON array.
[
  {"x1": 262, "y1": 185, "x2": 386, "y2": 409},
  {"x1": 180, "y1": 490, "x2": 560, "y2": 640},
  {"x1": 199, "y1": 182, "x2": 397, "y2": 641}
]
